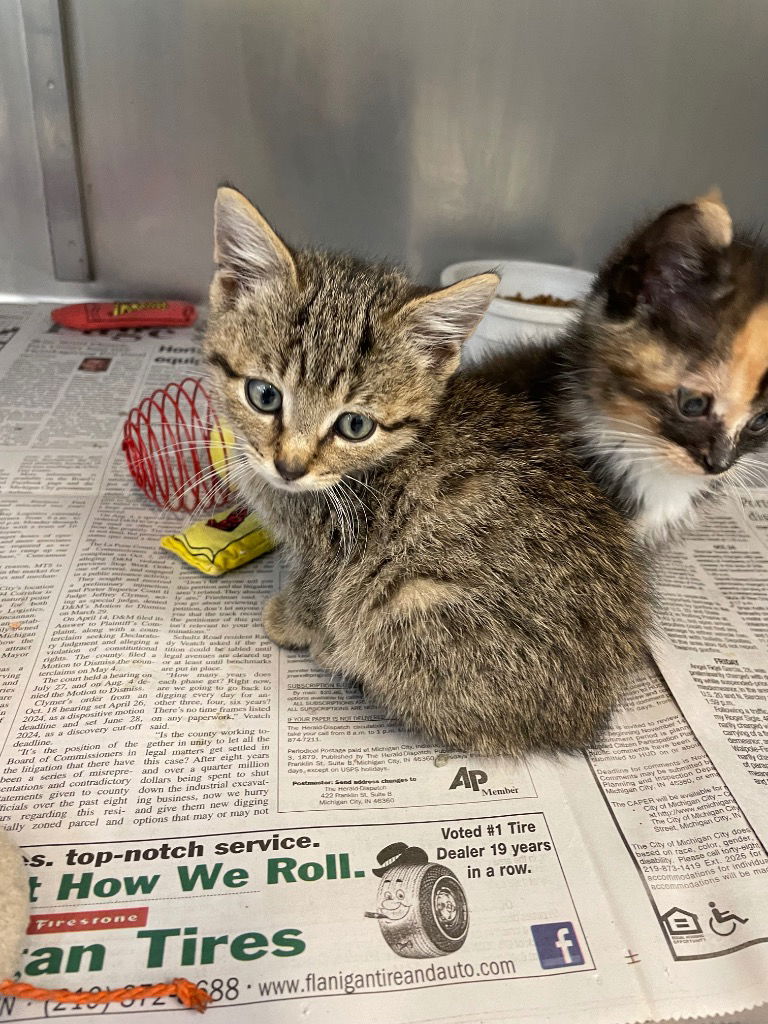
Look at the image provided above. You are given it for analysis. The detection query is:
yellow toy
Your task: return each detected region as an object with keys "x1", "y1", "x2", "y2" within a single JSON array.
[
  {"x1": 124, "y1": 378, "x2": 275, "y2": 574},
  {"x1": 161, "y1": 421, "x2": 276, "y2": 575},
  {"x1": 161, "y1": 507, "x2": 275, "y2": 576}
]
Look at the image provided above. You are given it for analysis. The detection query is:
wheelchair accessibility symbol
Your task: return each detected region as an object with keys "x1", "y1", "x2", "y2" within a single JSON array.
[{"x1": 708, "y1": 901, "x2": 748, "y2": 937}]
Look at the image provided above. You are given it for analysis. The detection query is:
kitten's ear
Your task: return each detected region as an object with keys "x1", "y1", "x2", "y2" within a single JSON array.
[
  {"x1": 395, "y1": 274, "x2": 499, "y2": 375},
  {"x1": 211, "y1": 187, "x2": 297, "y2": 308},
  {"x1": 599, "y1": 189, "x2": 733, "y2": 331}
]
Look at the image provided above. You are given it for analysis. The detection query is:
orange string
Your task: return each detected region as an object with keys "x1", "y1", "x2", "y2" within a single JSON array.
[{"x1": 0, "y1": 978, "x2": 212, "y2": 1013}]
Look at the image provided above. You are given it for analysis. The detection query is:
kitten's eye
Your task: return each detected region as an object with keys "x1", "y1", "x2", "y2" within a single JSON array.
[
  {"x1": 335, "y1": 412, "x2": 376, "y2": 441},
  {"x1": 747, "y1": 410, "x2": 768, "y2": 434},
  {"x1": 245, "y1": 378, "x2": 282, "y2": 413},
  {"x1": 677, "y1": 387, "x2": 711, "y2": 418}
]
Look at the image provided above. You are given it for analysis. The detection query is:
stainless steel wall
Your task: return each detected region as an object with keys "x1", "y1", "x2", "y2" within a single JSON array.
[{"x1": 2, "y1": 0, "x2": 767, "y2": 301}]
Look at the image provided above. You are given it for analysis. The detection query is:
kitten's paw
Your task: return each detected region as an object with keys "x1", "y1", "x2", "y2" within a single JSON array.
[{"x1": 263, "y1": 593, "x2": 314, "y2": 649}]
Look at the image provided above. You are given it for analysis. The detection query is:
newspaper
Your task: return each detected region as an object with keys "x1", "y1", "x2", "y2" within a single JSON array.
[{"x1": 0, "y1": 304, "x2": 766, "y2": 1024}]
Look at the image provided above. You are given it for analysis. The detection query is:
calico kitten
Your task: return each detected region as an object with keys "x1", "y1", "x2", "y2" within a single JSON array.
[
  {"x1": 203, "y1": 186, "x2": 651, "y2": 757},
  {"x1": 483, "y1": 192, "x2": 768, "y2": 545}
]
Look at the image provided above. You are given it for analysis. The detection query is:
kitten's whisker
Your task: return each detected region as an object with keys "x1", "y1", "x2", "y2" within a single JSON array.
[
  {"x1": 588, "y1": 437, "x2": 658, "y2": 449},
  {"x1": 331, "y1": 488, "x2": 350, "y2": 557},
  {"x1": 731, "y1": 465, "x2": 762, "y2": 489},
  {"x1": 321, "y1": 488, "x2": 340, "y2": 553},
  {"x1": 730, "y1": 466, "x2": 765, "y2": 507},
  {"x1": 175, "y1": 456, "x2": 243, "y2": 519},
  {"x1": 586, "y1": 434, "x2": 661, "y2": 449},
  {"x1": 181, "y1": 454, "x2": 254, "y2": 525},
  {"x1": 336, "y1": 483, "x2": 362, "y2": 555},
  {"x1": 135, "y1": 453, "x2": 237, "y2": 530},
  {"x1": 319, "y1": 490, "x2": 335, "y2": 549},
  {"x1": 352, "y1": 475, "x2": 386, "y2": 504},
  {"x1": 737, "y1": 457, "x2": 768, "y2": 483},
  {"x1": 337, "y1": 476, "x2": 369, "y2": 520},
  {"x1": 598, "y1": 417, "x2": 658, "y2": 437},
  {"x1": 337, "y1": 478, "x2": 370, "y2": 558},
  {"x1": 326, "y1": 487, "x2": 349, "y2": 557},
  {"x1": 180, "y1": 477, "x2": 232, "y2": 527},
  {"x1": 723, "y1": 477, "x2": 746, "y2": 519},
  {"x1": 582, "y1": 444, "x2": 660, "y2": 456}
]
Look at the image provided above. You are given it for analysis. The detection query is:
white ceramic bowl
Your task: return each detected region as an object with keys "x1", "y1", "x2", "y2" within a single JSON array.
[{"x1": 440, "y1": 259, "x2": 594, "y2": 364}]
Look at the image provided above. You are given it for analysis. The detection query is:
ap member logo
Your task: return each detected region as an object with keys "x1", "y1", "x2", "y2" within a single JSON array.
[
  {"x1": 530, "y1": 922, "x2": 585, "y2": 970},
  {"x1": 449, "y1": 767, "x2": 488, "y2": 792}
]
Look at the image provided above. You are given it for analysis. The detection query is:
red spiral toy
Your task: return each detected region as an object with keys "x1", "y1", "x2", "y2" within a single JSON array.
[{"x1": 122, "y1": 377, "x2": 233, "y2": 513}]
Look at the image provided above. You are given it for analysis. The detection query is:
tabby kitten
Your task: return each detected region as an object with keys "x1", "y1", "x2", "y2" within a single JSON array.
[
  {"x1": 484, "y1": 192, "x2": 768, "y2": 545},
  {"x1": 203, "y1": 186, "x2": 651, "y2": 757}
]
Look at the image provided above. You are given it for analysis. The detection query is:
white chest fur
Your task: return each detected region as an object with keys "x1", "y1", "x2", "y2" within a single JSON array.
[
  {"x1": 625, "y1": 460, "x2": 712, "y2": 544},
  {"x1": 575, "y1": 414, "x2": 714, "y2": 545}
]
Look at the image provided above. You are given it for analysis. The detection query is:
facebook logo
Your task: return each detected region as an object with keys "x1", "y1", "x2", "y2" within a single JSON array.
[{"x1": 531, "y1": 922, "x2": 585, "y2": 969}]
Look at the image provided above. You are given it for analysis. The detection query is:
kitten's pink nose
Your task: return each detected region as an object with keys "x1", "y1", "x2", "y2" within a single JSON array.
[{"x1": 275, "y1": 458, "x2": 307, "y2": 482}]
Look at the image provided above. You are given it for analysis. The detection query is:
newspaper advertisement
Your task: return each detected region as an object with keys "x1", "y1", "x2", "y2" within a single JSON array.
[{"x1": 0, "y1": 304, "x2": 766, "y2": 1024}]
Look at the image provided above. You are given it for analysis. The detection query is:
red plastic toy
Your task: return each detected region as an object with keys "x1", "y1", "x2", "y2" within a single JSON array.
[
  {"x1": 122, "y1": 377, "x2": 232, "y2": 513},
  {"x1": 52, "y1": 300, "x2": 197, "y2": 330}
]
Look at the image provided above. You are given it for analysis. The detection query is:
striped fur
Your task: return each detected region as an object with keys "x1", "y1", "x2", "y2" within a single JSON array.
[{"x1": 203, "y1": 187, "x2": 651, "y2": 757}]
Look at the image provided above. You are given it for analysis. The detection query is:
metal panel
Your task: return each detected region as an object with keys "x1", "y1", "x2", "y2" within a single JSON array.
[
  {"x1": 2, "y1": 0, "x2": 768, "y2": 299},
  {"x1": 0, "y1": 2, "x2": 54, "y2": 299},
  {"x1": 20, "y1": 0, "x2": 91, "y2": 282}
]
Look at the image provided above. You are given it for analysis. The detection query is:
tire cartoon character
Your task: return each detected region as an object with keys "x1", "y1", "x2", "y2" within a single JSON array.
[{"x1": 365, "y1": 843, "x2": 469, "y2": 958}]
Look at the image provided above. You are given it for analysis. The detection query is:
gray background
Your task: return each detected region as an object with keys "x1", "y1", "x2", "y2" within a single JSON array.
[{"x1": 1, "y1": 0, "x2": 766, "y2": 301}]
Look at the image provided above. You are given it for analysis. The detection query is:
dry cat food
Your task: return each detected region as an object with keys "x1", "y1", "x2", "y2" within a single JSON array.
[{"x1": 501, "y1": 291, "x2": 579, "y2": 308}]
